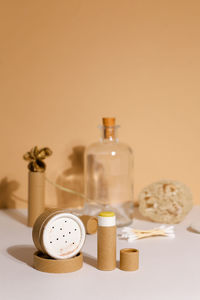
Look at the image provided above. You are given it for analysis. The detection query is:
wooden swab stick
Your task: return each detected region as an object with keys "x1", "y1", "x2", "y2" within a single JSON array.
[{"x1": 119, "y1": 225, "x2": 175, "y2": 241}]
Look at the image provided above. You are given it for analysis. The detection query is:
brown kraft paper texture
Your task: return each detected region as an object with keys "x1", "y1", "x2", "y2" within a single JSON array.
[
  {"x1": 33, "y1": 251, "x2": 83, "y2": 273},
  {"x1": 120, "y1": 248, "x2": 139, "y2": 271},
  {"x1": 32, "y1": 209, "x2": 63, "y2": 252},
  {"x1": 28, "y1": 171, "x2": 45, "y2": 227},
  {"x1": 97, "y1": 226, "x2": 116, "y2": 270},
  {"x1": 79, "y1": 215, "x2": 98, "y2": 234}
]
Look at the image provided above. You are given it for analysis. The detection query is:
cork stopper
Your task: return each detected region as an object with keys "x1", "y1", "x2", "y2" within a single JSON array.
[
  {"x1": 102, "y1": 118, "x2": 116, "y2": 127},
  {"x1": 102, "y1": 118, "x2": 116, "y2": 139}
]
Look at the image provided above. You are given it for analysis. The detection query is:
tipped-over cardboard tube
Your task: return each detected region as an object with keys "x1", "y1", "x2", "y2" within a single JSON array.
[
  {"x1": 32, "y1": 209, "x2": 63, "y2": 252},
  {"x1": 32, "y1": 210, "x2": 86, "y2": 260},
  {"x1": 120, "y1": 248, "x2": 139, "y2": 271},
  {"x1": 33, "y1": 251, "x2": 83, "y2": 273},
  {"x1": 79, "y1": 215, "x2": 98, "y2": 234}
]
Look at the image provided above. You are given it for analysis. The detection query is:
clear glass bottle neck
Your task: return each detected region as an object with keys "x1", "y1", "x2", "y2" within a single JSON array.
[{"x1": 98, "y1": 125, "x2": 120, "y2": 142}]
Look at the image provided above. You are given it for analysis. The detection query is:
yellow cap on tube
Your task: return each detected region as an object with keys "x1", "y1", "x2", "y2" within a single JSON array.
[{"x1": 99, "y1": 211, "x2": 115, "y2": 217}]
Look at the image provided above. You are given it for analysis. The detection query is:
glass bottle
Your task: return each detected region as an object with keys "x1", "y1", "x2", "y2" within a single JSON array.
[{"x1": 84, "y1": 118, "x2": 134, "y2": 226}]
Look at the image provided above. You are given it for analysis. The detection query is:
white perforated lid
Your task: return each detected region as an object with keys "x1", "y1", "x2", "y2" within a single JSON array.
[{"x1": 42, "y1": 213, "x2": 86, "y2": 260}]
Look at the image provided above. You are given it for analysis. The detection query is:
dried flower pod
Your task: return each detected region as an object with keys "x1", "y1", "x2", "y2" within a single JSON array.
[{"x1": 23, "y1": 146, "x2": 52, "y2": 172}]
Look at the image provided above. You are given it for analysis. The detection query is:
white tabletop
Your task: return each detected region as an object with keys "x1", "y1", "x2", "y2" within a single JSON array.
[{"x1": 0, "y1": 207, "x2": 200, "y2": 300}]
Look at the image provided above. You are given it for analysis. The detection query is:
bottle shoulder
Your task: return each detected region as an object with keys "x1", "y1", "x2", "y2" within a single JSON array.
[{"x1": 85, "y1": 141, "x2": 133, "y2": 155}]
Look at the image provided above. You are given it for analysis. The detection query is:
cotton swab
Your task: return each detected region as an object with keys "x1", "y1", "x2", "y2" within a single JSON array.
[{"x1": 118, "y1": 225, "x2": 175, "y2": 242}]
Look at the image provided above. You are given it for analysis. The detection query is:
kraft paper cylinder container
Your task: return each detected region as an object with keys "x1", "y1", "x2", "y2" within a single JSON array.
[
  {"x1": 33, "y1": 251, "x2": 83, "y2": 273},
  {"x1": 120, "y1": 248, "x2": 139, "y2": 271},
  {"x1": 32, "y1": 210, "x2": 86, "y2": 259},
  {"x1": 23, "y1": 146, "x2": 52, "y2": 227},
  {"x1": 28, "y1": 171, "x2": 45, "y2": 227},
  {"x1": 79, "y1": 215, "x2": 98, "y2": 234},
  {"x1": 97, "y1": 211, "x2": 116, "y2": 271}
]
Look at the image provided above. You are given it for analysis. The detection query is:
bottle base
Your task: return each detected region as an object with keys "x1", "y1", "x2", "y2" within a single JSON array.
[
  {"x1": 57, "y1": 203, "x2": 134, "y2": 227},
  {"x1": 83, "y1": 202, "x2": 134, "y2": 227}
]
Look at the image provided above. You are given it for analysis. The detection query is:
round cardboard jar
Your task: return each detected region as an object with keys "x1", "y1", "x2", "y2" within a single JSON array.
[
  {"x1": 120, "y1": 248, "x2": 139, "y2": 271},
  {"x1": 32, "y1": 209, "x2": 86, "y2": 260},
  {"x1": 33, "y1": 251, "x2": 83, "y2": 273}
]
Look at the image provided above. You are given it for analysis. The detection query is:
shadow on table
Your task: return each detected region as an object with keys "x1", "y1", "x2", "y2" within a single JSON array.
[
  {"x1": 7, "y1": 245, "x2": 35, "y2": 267},
  {"x1": 116, "y1": 260, "x2": 120, "y2": 269},
  {"x1": 3, "y1": 209, "x2": 27, "y2": 226},
  {"x1": 84, "y1": 252, "x2": 121, "y2": 270},
  {"x1": 187, "y1": 226, "x2": 200, "y2": 234},
  {"x1": 83, "y1": 252, "x2": 96, "y2": 268}
]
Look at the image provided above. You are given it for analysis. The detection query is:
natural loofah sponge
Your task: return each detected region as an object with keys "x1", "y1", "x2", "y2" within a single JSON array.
[{"x1": 139, "y1": 180, "x2": 193, "y2": 224}]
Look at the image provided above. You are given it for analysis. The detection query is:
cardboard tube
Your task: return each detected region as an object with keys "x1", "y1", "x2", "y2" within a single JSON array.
[
  {"x1": 33, "y1": 251, "x2": 83, "y2": 273},
  {"x1": 120, "y1": 248, "x2": 139, "y2": 271},
  {"x1": 79, "y1": 215, "x2": 97, "y2": 234},
  {"x1": 32, "y1": 210, "x2": 86, "y2": 260},
  {"x1": 28, "y1": 171, "x2": 45, "y2": 227},
  {"x1": 32, "y1": 209, "x2": 62, "y2": 252},
  {"x1": 97, "y1": 212, "x2": 116, "y2": 271}
]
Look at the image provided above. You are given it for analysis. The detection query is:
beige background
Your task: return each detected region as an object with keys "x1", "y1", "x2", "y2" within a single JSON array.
[{"x1": 0, "y1": 0, "x2": 200, "y2": 208}]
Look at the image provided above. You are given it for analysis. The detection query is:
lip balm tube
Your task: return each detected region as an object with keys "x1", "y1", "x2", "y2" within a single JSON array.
[{"x1": 97, "y1": 211, "x2": 116, "y2": 271}]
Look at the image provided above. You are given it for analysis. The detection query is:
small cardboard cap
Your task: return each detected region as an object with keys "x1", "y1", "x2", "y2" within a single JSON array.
[
  {"x1": 79, "y1": 215, "x2": 98, "y2": 234},
  {"x1": 33, "y1": 251, "x2": 83, "y2": 273},
  {"x1": 120, "y1": 248, "x2": 139, "y2": 271}
]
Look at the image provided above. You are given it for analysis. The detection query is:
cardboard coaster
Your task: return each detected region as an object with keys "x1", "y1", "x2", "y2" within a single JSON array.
[
  {"x1": 79, "y1": 215, "x2": 98, "y2": 234},
  {"x1": 33, "y1": 251, "x2": 83, "y2": 273},
  {"x1": 120, "y1": 248, "x2": 139, "y2": 271}
]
